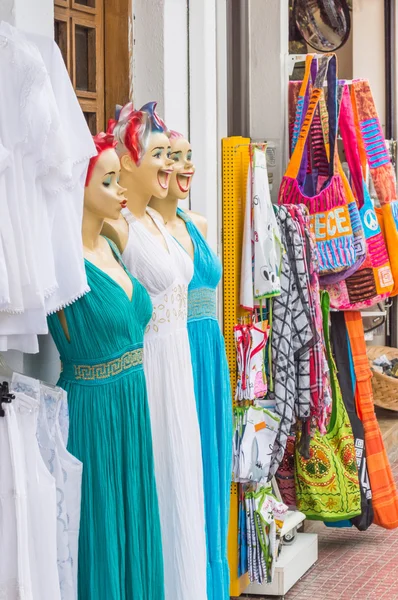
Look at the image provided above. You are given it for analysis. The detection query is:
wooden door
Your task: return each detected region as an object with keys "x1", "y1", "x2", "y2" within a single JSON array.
[{"x1": 54, "y1": 0, "x2": 131, "y2": 134}]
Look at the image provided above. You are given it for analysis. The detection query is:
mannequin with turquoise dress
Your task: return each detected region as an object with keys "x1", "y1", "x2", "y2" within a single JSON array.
[
  {"x1": 150, "y1": 131, "x2": 233, "y2": 600},
  {"x1": 48, "y1": 133, "x2": 164, "y2": 600}
]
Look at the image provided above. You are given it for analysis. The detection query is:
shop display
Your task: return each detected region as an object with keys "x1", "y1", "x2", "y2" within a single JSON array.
[
  {"x1": 107, "y1": 103, "x2": 207, "y2": 600},
  {"x1": 1, "y1": 11, "x2": 398, "y2": 598},
  {"x1": 0, "y1": 23, "x2": 95, "y2": 353},
  {"x1": 149, "y1": 131, "x2": 233, "y2": 600},
  {"x1": 48, "y1": 134, "x2": 165, "y2": 600}
]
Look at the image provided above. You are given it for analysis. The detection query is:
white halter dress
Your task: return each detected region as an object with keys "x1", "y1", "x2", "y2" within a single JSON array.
[{"x1": 121, "y1": 208, "x2": 207, "y2": 600}]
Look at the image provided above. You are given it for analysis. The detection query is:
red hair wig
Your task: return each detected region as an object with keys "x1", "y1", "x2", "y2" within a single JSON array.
[
  {"x1": 85, "y1": 132, "x2": 117, "y2": 187},
  {"x1": 110, "y1": 101, "x2": 169, "y2": 166}
]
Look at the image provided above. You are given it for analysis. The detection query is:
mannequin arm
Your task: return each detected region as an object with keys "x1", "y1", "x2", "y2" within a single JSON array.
[
  {"x1": 102, "y1": 215, "x2": 129, "y2": 253},
  {"x1": 57, "y1": 309, "x2": 71, "y2": 343}
]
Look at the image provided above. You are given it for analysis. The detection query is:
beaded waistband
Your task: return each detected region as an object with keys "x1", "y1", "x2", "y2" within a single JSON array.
[
  {"x1": 61, "y1": 345, "x2": 144, "y2": 385},
  {"x1": 188, "y1": 287, "x2": 217, "y2": 321}
]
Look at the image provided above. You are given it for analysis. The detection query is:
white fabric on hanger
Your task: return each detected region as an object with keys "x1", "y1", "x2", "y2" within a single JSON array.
[
  {"x1": 26, "y1": 32, "x2": 95, "y2": 314},
  {"x1": 240, "y1": 148, "x2": 282, "y2": 310},
  {"x1": 41, "y1": 384, "x2": 82, "y2": 597},
  {"x1": 0, "y1": 23, "x2": 95, "y2": 351},
  {"x1": 121, "y1": 207, "x2": 207, "y2": 600},
  {"x1": 0, "y1": 400, "x2": 33, "y2": 600},
  {"x1": 239, "y1": 406, "x2": 281, "y2": 483},
  {"x1": 14, "y1": 392, "x2": 61, "y2": 600},
  {"x1": 36, "y1": 391, "x2": 75, "y2": 600}
]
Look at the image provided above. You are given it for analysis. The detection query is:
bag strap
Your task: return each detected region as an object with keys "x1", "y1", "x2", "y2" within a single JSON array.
[
  {"x1": 351, "y1": 80, "x2": 397, "y2": 205},
  {"x1": 338, "y1": 84, "x2": 365, "y2": 208},
  {"x1": 291, "y1": 55, "x2": 316, "y2": 154},
  {"x1": 286, "y1": 54, "x2": 338, "y2": 181}
]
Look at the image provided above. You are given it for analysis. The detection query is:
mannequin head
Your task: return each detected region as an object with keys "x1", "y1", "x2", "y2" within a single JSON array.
[
  {"x1": 167, "y1": 131, "x2": 195, "y2": 200},
  {"x1": 84, "y1": 132, "x2": 127, "y2": 221},
  {"x1": 110, "y1": 101, "x2": 173, "y2": 200}
]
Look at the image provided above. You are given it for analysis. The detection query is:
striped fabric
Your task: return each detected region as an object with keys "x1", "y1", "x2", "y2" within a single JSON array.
[{"x1": 345, "y1": 312, "x2": 398, "y2": 529}]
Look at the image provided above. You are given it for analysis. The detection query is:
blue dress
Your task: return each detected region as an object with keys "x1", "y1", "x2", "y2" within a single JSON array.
[{"x1": 177, "y1": 208, "x2": 232, "y2": 600}]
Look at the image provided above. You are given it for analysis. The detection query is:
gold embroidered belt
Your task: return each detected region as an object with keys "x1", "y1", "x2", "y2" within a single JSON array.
[{"x1": 61, "y1": 345, "x2": 144, "y2": 384}]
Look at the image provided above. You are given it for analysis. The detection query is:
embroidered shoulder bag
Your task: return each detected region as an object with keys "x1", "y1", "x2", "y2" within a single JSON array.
[
  {"x1": 324, "y1": 84, "x2": 393, "y2": 309},
  {"x1": 294, "y1": 291, "x2": 362, "y2": 521},
  {"x1": 351, "y1": 80, "x2": 398, "y2": 296},
  {"x1": 280, "y1": 54, "x2": 361, "y2": 280}
]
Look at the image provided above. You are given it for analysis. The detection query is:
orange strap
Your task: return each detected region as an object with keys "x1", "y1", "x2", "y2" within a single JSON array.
[{"x1": 345, "y1": 311, "x2": 398, "y2": 529}]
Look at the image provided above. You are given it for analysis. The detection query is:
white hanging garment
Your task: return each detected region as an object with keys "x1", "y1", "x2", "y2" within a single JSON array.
[
  {"x1": 239, "y1": 406, "x2": 281, "y2": 483},
  {"x1": 41, "y1": 385, "x2": 82, "y2": 597},
  {"x1": 14, "y1": 392, "x2": 61, "y2": 600},
  {"x1": 240, "y1": 165, "x2": 254, "y2": 310},
  {"x1": 0, "y1": 23, "x2": 94, "y2": 351},
  {"x1": 240, "y1": 148, "x2": 282, "y2": 310},
  {"x1": 251, "y1": 147, "x2": 282, "y2": 300},
  {"x1": 0, "y1": 400, "x2": 33, "y2": 600},
  {"x1": 37, "y1": 390, "x2": 75, "y2": 600},
  {"x1": 26, "y1": 32, "x2": 95, "y2": 314}
]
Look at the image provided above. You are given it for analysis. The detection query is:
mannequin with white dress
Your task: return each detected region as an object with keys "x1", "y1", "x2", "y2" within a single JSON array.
[{"x1": 104, "y1": 102, "x2": 207, "y2": 600}]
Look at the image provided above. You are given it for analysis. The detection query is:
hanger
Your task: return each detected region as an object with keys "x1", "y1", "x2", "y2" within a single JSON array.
[{"x1": 0, "y1": 381, "x2": 15, "y2": 417}]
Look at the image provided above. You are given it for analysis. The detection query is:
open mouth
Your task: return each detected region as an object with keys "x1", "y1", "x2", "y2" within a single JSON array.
[
  {"x1": 177, "y1": 172, "x2": 194, "y2": 193},
  {"x1": 120, "y1": 198, "x2": 127, "y2": 208},
  {"x1": 158, "y1": 169, "x2": 172, "y2": 190}
]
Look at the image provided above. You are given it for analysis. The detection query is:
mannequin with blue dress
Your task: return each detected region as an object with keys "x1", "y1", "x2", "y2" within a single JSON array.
[{"x1": 150, "y1": 131, "x2": 233, "y2": 600}]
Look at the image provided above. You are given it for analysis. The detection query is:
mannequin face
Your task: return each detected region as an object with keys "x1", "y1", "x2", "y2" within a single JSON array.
[
  {"x1": 121, "y1": 131, "x2": 173, "y2": 199},
  {"x1": 84, "y1": 149, "x2": 127, "y2": 220},
  {"x1": 169, "y1": 137, "x2": 195, "y2": 200}
]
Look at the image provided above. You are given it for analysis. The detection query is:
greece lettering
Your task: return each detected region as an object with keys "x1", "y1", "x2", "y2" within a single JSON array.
[{"x1": 310, "y1": 207, "x2": 351, "y2": 240}]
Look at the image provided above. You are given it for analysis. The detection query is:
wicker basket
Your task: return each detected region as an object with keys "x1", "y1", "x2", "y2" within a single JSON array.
[{"x1": 367, "y1": 345, "x2": 398, "y2": 411}]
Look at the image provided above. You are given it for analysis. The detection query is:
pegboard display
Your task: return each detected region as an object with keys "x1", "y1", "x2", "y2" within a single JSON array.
[{"x1": 222, "y1": 136, "x2": 251, "y2": 597}]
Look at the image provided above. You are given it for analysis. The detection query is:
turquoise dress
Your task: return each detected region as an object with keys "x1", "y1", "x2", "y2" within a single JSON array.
[
  {"x1": 177, "y1": 209, "x2": 232, "y2": 600},
  {"x1": 48, "y1": 239, "x2": 164, "y2": 600}
]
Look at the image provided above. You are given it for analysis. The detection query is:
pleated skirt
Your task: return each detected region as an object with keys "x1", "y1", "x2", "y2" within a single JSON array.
[
  {"x1": 187, "y1": 317, "x2": 233, "y2": 600},
  {"x1": 59, "y1": 369, "x2": 164, "y2": 600}
]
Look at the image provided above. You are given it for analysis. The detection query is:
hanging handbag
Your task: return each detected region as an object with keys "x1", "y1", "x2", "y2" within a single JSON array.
[
  {"x1": 294, "y1": 291, "x2": 361, "y2": 521},
  {"x1": 330, "y1": 312, "x2": 374, "y2": 531},
  {"x1": 281, "y1": 54, "x2": 363, "y2": 281},
  {"x1": 351, "y1": 80, "x2": 398, "y2": 296},
  {"x1": 323, "y1": 84, "x2": 393, "y2": 309},
  {"x1": 345, "y1": 312, "x2": 398, "y2": 529},
  {"x1": 275, "y1": 435, "x2": 297, "y2": 508}
]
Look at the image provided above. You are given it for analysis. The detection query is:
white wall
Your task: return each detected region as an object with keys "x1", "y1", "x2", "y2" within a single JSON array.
[
  {"x1": 133, "y1": 0, "x2": 226, "y2": 251},
  {"x1": 352, "y1": 0, "x2": 386, "y2": 131},
  {"x1": 248, "y1": 0, "x2": 289, "y2": 199}
]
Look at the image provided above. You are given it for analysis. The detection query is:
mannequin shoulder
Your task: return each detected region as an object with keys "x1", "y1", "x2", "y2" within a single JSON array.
[
  {"x1": 102, "y1": 215, "x2": 129, "y2": 253},
  {"x1": 185, "y1": 210, "x2": 208, "y2": 238}
]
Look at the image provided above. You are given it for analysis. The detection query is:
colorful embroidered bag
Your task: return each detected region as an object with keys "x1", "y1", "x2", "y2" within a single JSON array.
[
  {"x1": 280, "y1": 55, "x2": 360, "y2": 280},
  {"x1": 324, "y1": 84, "x2": 393, "y2": 309},
  {"x1": 294, "y1": 291, "x2": 361, "y2": 521},
  {"x1": 351, "y1": 80, "x2": 398, "y2": 296}
]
